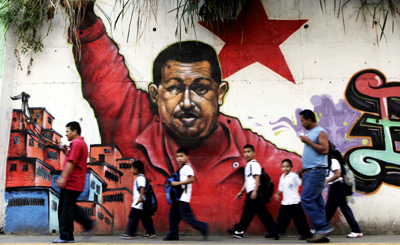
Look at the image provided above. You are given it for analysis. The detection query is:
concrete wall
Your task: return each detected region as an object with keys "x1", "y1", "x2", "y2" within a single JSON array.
[{"x1": 2, "y1": 0, "x2": 400, "y2": 235}]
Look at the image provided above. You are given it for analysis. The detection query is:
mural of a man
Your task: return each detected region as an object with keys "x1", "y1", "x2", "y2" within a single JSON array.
[{"x1": 69, "y1": 1, "x2": 302, "y2": 232}]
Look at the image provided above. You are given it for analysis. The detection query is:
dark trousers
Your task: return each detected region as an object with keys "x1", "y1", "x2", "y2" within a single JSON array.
[
  {"x1": 271, "y1": 203, "x2": 312, "y2": 236},
  {"x1": 234, "y1": 192, "x2": 275, "y2": 232},
  {"x1": 58, "y1": 189, "x2": 93, "y2": 241},
  {"x1": 326, "y1": 182, "x2": 362, "y2": 233},
  {"x1": 166, "y1": 201, "x2": 208, "y2": 238},
  {"x1": 126, "y1": 207, "x2": 155, "y2": 235}
]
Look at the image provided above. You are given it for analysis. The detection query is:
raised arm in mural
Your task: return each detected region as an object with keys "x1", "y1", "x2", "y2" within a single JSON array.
[{"x1": 68, "y1": 1, "x2": 301, "y2": 177}]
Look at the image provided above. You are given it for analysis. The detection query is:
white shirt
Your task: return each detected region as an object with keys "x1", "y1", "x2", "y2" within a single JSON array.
[
  {"x1": 179, "y1": 164, "x2": 194, "y2": 203},
  {"x1": 244, "y1": 159, "x2": 261, "y2": 193},
  {"x1": 326, "y1": 159, "x2": 343, "y2": 184},
  {"x1": 132, "y1": 174, "x2": 146, "y2": 209},
  {"x1": 278, "y1": 172, "x2": 301, "y2": 205}
]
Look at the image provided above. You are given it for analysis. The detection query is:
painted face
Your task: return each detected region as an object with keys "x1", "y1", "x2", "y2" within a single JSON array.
[
  {"x1": 281, "y1": 161, "x2": 292, "y2": 175},
  {"x1": 151, "y1": 60, "x2": 227, "y2": 139},
  {"x1": 300, "y1": 115, "x2": 311, "y2": 130},
  {"x1": 176, "y1": 152, "x2": 189, "y2": 166},
  {"x1": 243, "y1": 147, "x2": 255, "y2": 162},
  {"x1": 65, "y1": 127, "x2": 77, "y2": 141}
]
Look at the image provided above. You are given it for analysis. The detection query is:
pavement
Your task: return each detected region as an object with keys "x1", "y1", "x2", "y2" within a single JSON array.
[{"x1": 1, "y1": 235, "x2": 400, "y2": 245}]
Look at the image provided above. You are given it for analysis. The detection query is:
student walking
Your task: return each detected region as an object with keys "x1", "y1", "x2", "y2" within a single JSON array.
[
  {"x1": 227, "y1": 144, "x2": 275, "y2": 238},
  {"x1": 265, "y1": 159, "x2": 313, "y2": 240},
  {"x1": 325, "y1": 151, "x2": 362, "y2": 238},
  {"x1": 163, "y1": 148, "x2": 209, "y2": 241},
  {"x1": 52, "y1": 122, "x2": 95, "y2": 243},
  {"x1": 121, "y1": 160, "x2": 156, "y2": 239}
]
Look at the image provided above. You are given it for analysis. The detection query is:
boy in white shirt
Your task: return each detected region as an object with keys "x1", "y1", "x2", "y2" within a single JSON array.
[
  {"x1": 121, "y1": 160, "x2": 155, "y2": 239},
  {"x1": 227, "y1": 144, "x2": 275, "y2": 238},
  {"x1": 265, "y1": 159, "x2": 312, "y2": 240},
  {"x1": 163, "y1": 148, "x2": 209, "y2": 241}
]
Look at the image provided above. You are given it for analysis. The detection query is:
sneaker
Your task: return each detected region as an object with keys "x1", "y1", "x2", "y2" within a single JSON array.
[
  {"x1": 233, "y1": 231, "x2": 244, "y2": 239},
  {"x1": 347, "y1": 232, "x2": 363, "y2": 238},
  {"x1": 147, "y1": 234, "x2": 156, "y2": 239},
  {"x1": 306, "y1": 233, "x2": 330, "y2": 243},
  {"x1": 52, "y1": 238, "x2": 74, "y2": 243},
  {"x1": 120, "y1": 233, "x2": 136, "y2": 239}
]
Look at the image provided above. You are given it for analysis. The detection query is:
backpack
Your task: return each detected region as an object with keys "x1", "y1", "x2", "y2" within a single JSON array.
[
  {"x1": 164, "y1": 168, "x2": 186, "y2": 205},
  {"x1": 135, "y1": 175, "x2": 158, "y2": 215},
  {"x1": 249, "y1": 162, "x2": 274, "y2": 203},
  {"x1": 327, "y1": 142, "x2": 355, "y2": 196}
]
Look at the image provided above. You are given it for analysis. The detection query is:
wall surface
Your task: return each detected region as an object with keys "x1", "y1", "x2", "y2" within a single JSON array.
[{"x1": 2, "y1": 0, "x2": 400, "y2": 235}]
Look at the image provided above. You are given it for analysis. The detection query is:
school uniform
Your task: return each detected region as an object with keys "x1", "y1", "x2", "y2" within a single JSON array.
[
  {"x1": 165, "y1": 164, "x2": 208, "y2": 240},
  {"x1": 125, "y1": 174, "x2": 155, "y2": 236},
  {"x1": 325, "y1": 159, "x2": 362, "y2": 233},
  {"x1": 270, "y1": 172, "x2": 312, "y2": 237},
  {"x1": 233, "y1": 159, "x2": 275, "y2": 232}
]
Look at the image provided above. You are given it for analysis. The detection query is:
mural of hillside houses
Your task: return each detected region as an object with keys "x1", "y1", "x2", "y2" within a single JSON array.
[{"x1": 4, "y1": 107, "x2": 135, "y2": 234}]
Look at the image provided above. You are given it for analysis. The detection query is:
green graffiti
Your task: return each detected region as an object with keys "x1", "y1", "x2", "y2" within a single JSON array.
[{"x1": 274, "y1": 130, "x2": 285, "y2": 136}]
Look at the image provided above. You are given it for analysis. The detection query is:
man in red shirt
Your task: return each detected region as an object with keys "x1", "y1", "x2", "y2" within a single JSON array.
[
  {"x1": 53, "y1": 122, "x2": 95, "y2": 243},
  {"x1": 67, "y1": 2, "x2": 302, "y2": 233}
]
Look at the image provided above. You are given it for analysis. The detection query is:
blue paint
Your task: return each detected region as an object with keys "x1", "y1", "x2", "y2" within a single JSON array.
[{"x1": 5, "y1": 190, "x2": 49, "y2": 234}]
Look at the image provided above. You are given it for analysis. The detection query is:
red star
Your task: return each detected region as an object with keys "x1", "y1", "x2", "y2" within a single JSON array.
[{"x1": 199, "y1": 0, "x2": 307, "y2": 83}]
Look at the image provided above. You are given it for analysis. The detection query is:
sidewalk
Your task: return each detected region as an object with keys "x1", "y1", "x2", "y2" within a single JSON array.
[{"x1": 1, "y1": 235, "x2": 400, "y2": 244}]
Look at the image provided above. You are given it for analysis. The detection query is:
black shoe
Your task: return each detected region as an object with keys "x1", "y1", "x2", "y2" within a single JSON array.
[
  {"x1": 299, "y1": 234, "x2": 313, "y2": 240},
  {"x1": 163, "y1": 236, "x2": 179, "y2": 241},
  {"x1": 265, "y1": 232, "x2": 279, "y2": 239},
  {"x1": 203, "y1": 224, "x2": 209, "y2": 240}
]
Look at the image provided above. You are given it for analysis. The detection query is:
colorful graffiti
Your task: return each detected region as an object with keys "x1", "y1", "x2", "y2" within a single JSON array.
[
  {"x1": 272, "y1": 69, "x2": 400, "y2": 196},
  {"x1": 344, "y1": 69, "x2": 400, "y2": 194}
]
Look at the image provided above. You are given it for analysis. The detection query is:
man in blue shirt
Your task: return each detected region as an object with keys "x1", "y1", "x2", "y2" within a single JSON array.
[{"x1": 298, "y1": 110, "x2": 332, "y2": 243}]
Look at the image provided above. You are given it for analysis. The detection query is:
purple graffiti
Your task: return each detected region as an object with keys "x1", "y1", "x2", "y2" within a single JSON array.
[{"x1": 271, "y1": 94, "x2": 366, "y2": 153}]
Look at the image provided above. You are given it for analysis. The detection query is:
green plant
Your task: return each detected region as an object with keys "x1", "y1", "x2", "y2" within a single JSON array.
[{"x1": 320, "y1": 0, "x2": 400, "y2": 42}]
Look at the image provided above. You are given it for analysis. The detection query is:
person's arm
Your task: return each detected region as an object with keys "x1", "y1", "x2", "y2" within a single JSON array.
[
  {"x1": 250, "y1": 175, "x2": 260, "y2": 200},
  {"x1": 67, "y1": 1, "x2": 152, "y2": 146},
  {"x1": 171, "y1": 175, "x2": 195, "y2": 186},
  {"x1": 325, "y1": 169, "x2": 341, "y2": 185},
  {"x1": 137, "y1": 186, "x2": 145, "y2": 204},
  {"x1": 235, "y1": 183, "x2": 246, "y2": 199},
  {"x1": 300, "y1": 131, "x2": 329, "y2": 155},
  {"x1": 57, "y1": 162, "x2": 75, "y2": 188},
  {"x1": 274, "y1": 190, "x2": 282, "y2": 202}
]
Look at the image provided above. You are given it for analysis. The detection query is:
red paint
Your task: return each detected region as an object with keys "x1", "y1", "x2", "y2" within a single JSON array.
[{"x1": 199, "y1": 0, "x2": 307, "y2": 83}]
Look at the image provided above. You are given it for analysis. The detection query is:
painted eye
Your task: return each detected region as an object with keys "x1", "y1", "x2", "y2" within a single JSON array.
[{"x1": 167, "y1": 85, "x2": 181, "y2": 94}]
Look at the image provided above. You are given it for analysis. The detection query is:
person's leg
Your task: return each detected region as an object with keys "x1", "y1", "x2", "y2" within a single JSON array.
[
  {"x1": 125, "y1": 208, "x2": 141, "y2": 236},
  {"x1": 301, "y1": 169, "x2": 331, "y2": 233},
  {"x1": 254, "y1": 197, "x2": 276, "y2": 233},
  {"x1": 58, "y1": 189, "x2": 78, "y2": 241},
  {"x1": 165, "y1": 203, "x2": 181, "y2": 239},
  {"x1": 270, "y1": 205, "x2": 291, "y2": 235},
  {"x1": 179, "y1": 202, "x2": 208, "y2": 236},
  {"x1": 335, "y1": 183, "x2": 362, "y2": 233},
  {"x1": 141, "y1": 210, "x2": 156, "y2": 235},
  {"x1": 72, "y1": 191, "x2": 94, "y2": 231},
  {"x1": 292, "y1": 203, "x2": 313, "y2": 237},
  {"x1": 234, "y1": 192, "x2": 257, "y2": 231},
  {"x1": 325, "y1": 183, "x2": 339, "y2": 223}
]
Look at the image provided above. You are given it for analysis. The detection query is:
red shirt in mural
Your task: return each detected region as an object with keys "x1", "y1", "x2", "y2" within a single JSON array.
[
  {"x1": 71, "y1": 19, "x2": 302, "y2": 232},
  {"x1": 63, "y1": 137, "x2": 88, "y2": 192}
]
